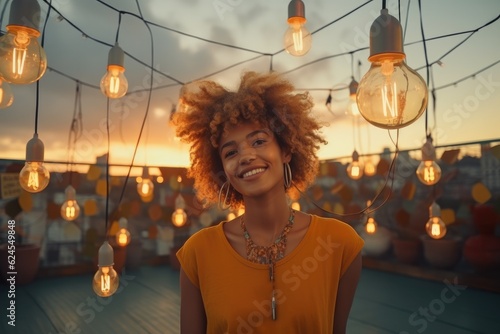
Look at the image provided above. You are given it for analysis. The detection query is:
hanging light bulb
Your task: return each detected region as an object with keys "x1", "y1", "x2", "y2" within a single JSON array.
[
  {"x1": 0, "y1": 0, "x2": 47, "y2": 84},
  {"x1": 364, "y1": 200, "x2": 377, "y2": 234},
  {"x1": 92, "y1": 241, "x2": 119, "y2": 297},
  {"x1": 356, "y1": 8, "x2": 428, "y2": 129},
  {"x1": 284, "y1": 0, "x2": 312, "y2": 56},
  {"x1": 347, "y1": 150, "x2": 363, "y2": 180},
  {"x1": 172, "y1": 194, "x2": 187, "y2": 227},
  {"x1": 115, "y1": 217, "x2": 131, "y2": 247},
  {"x1": 19, "y1": 134, "x2": 50, "y2": 193},
  {"x1": 60, "y1": 185, "x2": 81, "y2": 221},
  {"x1": 426, "y1": 202, "x2": 447, "y2": 239},
  {"x1": 100, "y1": 43, "x2": 128, "y2": 99},
  {"x1": 0, "y1": 79, "x2": 14, "y2": 109},
  {"x1": 347, "y1": 78, "x2": 360, "y2": 116},
  {"x1": 416, "y1": 136, "x2": 442, "y2": 185},
  {"x1": 137, "y1": 167, "x2": 154, "y2": 198},
  {"x1": 364, "y1": 156, "x2": 376, "y2": 177}
]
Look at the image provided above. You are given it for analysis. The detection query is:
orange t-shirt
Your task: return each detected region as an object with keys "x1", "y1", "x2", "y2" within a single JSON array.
[{"x1": 177, "y1": 215, "x2": 364, "y2": 334}]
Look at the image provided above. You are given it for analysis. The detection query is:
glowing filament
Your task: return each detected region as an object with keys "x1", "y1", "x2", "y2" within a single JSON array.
[
  {"x1": 431, "y1": 219, "x2": 441, "y2": 237},
  {"x1": 28, "y1": 170, "x2": 40, "y2": 190},
  {"x1": 292, "y1": 24, "x2": 303, "y2": 52},
  {"x1": 100, "y1": 267, "x2": 110, "y2": 293},
  {"x1": 65, "y1": 202, "x2": 76, "y2": 218},
  {"x1": 366, "y1": 217, "x2": 377, "y2": 234}
]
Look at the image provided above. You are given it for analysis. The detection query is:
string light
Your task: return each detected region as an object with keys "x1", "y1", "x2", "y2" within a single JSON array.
[
  {"x1": 0, "y1": 0, "x2": 47, "y2": 84},
  {"x1": 60, "y1": 185, "x2": 81, "y2": 221},
  {"x1": 284, "y1": 0, "x2": 312, "y2": 56},
  {"x1": 416, "y1": 136, "x2": 441, "y2": 185},
  {"x1": 92, "y1": 241, "x2": 119, "y2": 297},
  {"x1": 172, "y1": 194, "x2": 187, "y2": 227},
  {"x1": 347, "y1": 150, "x2": 363, "y2": 180},
  {"x1": 356, "y1": 7, "x2": 428, "y2": 129},
  {"x1": 100, "y1": 43, "x2": 128, "y2": 98},
  {"x1": 137, "y1": 167, "x2": 154, "y2": 198},
  {"x1": 115, "y1": 217, "x2": 131, "y2": 247},
  {"x1": 425, "y1": 202, "x2": 447, "y2": 239},
  {"x1": 19, "y1": 134, "x2": 50, "y2": 193}
]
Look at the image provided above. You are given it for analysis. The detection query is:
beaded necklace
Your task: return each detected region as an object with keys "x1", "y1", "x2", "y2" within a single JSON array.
[{"x1": 241, "y1": 209, "x2": 295, "y2": 320}]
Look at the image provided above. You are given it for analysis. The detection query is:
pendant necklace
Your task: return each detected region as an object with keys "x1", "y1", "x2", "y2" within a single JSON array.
[{"x1": 241, "y1": 209, "x2": 295, "y2": 320}]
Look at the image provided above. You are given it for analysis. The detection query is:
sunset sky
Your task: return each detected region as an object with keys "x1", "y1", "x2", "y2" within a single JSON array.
[{"x1": 1, "y1": 0, "x2": 499, "y2": 170}]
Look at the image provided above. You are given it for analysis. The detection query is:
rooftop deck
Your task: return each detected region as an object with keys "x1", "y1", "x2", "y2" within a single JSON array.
[{"x1": 1, "y1": 265, "x2": 499, "y2": 334}]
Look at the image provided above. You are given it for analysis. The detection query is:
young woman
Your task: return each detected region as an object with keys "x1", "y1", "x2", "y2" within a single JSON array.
[{"x1": 174, "y1": 71, "x2": 364, "y2": 334}]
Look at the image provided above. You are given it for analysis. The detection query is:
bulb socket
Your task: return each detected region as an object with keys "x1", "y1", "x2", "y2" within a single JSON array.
[
  {"x1": 429, "y1": 201, "x2": 441, "y2": 218},
  {"x1": 421, "y1": 137, "x2": 436, "y2": 161},
  {"x1": 368, "y1": 8, "x2": 405, "y2": 62},
  {"x1": 352, "y1": 150, "x2": 360, "y2": 162},
  {"x1": 65, "y1": 185, "x2": 76, "y2": 200},
  {"x1": 107, "y1": 43, "x2": 125, "y2": 67},
  {"x1": 8, "y1": 0, "x2": 41, "y2": 32},
  {"x1": 97, "y1": 241, "x2": 114, "y2": 267},
  {"x1": 175, "y1": 194, "x2": 186, "y2": 210},
  {"x1": 288, "y1": 0, "x2": 306, "y2": 22},
  {"x1": 25, "y1": 133, "x2": 44, "y2": 162}
]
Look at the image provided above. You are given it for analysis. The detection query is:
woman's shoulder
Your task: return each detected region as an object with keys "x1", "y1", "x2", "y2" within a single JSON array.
[{"x1": 309, "y1": 214, "x2": 360, "y2": 238}]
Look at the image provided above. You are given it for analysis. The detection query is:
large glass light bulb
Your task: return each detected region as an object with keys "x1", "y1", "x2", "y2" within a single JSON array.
[
  {"x1": 426, "y1": 202, "x2": 447, "y2": 239},
  {"x1": 115, "y1": 217, "x2": 131, "y2": 247},
  {"x1": 100, "y1": 43, "x2": 128, "y2": 99},
  {"x1": 137, "y1": 178, "x2": 154, "y2": 198},
  {"x1": 0, "y1": 26, "x2": 47, "y2": 84},
  {"x1": 19, "y1": 134, "x2": 50, "y2": 193},
  {"x1": 416, "y1": 137, "x2": 442, "y2": 185},
  {"x1": 60, "y1": 185, "x2": 81, "y2": 221},
  {"x1": 93, "y1": 241, "x2": 119, "y2": 297},
  {"x1": 0, "y1": 0, "x2": 47, "y2": 84},
  {"x1": 356, "y1": 9, "x2": 427, "y2": 129},
  {"x1": 0, "y1": 79, "x2": 14, "y2": 108},
  {"x1": 284, "y1": 0, "x2": 311, "y2": 56},
  {"x1": 347, "y1": 150, "x2": 363, "y2": 180}
]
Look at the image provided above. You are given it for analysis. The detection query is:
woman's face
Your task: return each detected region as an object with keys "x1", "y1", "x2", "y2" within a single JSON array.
[{"x1": 219, "y1": 122, "x2": 290, "y2": 200}]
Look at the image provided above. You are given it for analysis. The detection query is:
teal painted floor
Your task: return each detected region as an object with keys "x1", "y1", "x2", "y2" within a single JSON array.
[{"x1": 1, "y1": 266, "x2": 499, "y2": 334}]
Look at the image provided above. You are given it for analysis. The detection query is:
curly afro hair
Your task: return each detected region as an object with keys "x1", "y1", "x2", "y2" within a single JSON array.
[{"x1": 173, "y1": 71, "x2": 327, "y2": 208}]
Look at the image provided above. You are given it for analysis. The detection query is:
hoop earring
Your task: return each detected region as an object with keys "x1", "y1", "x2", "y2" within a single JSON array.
[
  {"x1": 218, "y1": 181, "x2": 231, "y2": 210},
  {"x1": 284, "y1": 163, "x2": 292, "y2": 189}
]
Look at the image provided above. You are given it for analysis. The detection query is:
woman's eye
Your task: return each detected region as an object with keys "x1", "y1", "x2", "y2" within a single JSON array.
[
  {"x1": 253, "y1": 139, "x2": 266, "y2": 146},
  {"x1": 224, "y1": 149, "x2": 237, "y2": 158}
]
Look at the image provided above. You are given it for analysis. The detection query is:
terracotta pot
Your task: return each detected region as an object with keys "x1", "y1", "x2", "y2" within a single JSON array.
[
  {"x1": 392, "y1": 238, "x2": 421, "y2": 265},
  {"x1": 471, "y1": 204, "x2": 498, "y2": 235},
  {"x1": 422, "y1": 236, "x2": 462, "y2": 269},
  {"x1": 0, "y1": 244, "x2": 41, "y2": 285},
  {"x1": 463, "y1": 235, "x2": 500, "y2": 271}
]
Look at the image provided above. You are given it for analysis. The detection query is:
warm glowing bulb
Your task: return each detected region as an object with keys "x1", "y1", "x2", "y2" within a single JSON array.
[
  {"x1": 416, "y1": 137, "x2": 441, "y2": 185},
  {"x1": 100, "y1": 65, "x2": 128, "y2": 98},
  {"x1": 93, "y1": 241, "x2": 119, "y2": 297},
  {"x1": 365, "y1": 217, "x2": 377, "y2": 234},
  {"x1": 172, "y1": 208, "x2": 187, "y2": 227},
  {"x1": 416, "y1": 160, "x2": 442, "y2": 185},
  {"x1": 0, "y1": 79, "x2": 14, "y2": 108},
  {"x1": 19, "y1": 161, "x2": 50, "y2": 193},
  {"x1": 347, "y1": 151, "x2": 363, "y2": 180},
  {"x1": 284, "y1": 0, "x2": 311, "y2": 56},
  {"x1": 356, "y1": 9, "x2": 427, "y2": 129},
  {"x1": 426, "y1": 202, "x2": 447, "y2": 239},
  {"x1": 92, "y1": 265, "x2": 119, "y2": 297},
  {"x1": 364, "y1": 158, "x2": 376, "y2": 177},
  {"x1": 116, "y1": 228, "x2": 131, "y2": 247},
  {"x1": 137, "y1": 178, "x2": 154, "y2": 198},
  {"x1": 0, "y1": 26, "x2": 47, "y2": 84},
  {"x1": 347, "y1": 78, "x2": 360, "y2": 116},
  {"x1": 60, "y1": 185, "x2": 80, "y2": 221},
  {"x1": 100, "y1": 43, "x2": 128, "y2": 99},
  {"x1": 426, "y1": 216, "x2": 447, "y2": 239}
]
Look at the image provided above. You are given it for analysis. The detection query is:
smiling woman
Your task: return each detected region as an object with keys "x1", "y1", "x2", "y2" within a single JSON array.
[{"x1": 173, "y1": 71, "x2": 364, "y2": 334}]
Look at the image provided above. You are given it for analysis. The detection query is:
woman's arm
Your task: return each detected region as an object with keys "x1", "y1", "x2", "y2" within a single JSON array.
[
  {"x1": 333, "y1": 252, "x2": 362, "y2": 334},
  {"x1": 180, "y1": 268, "x2": 207, "y2": 334}
]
